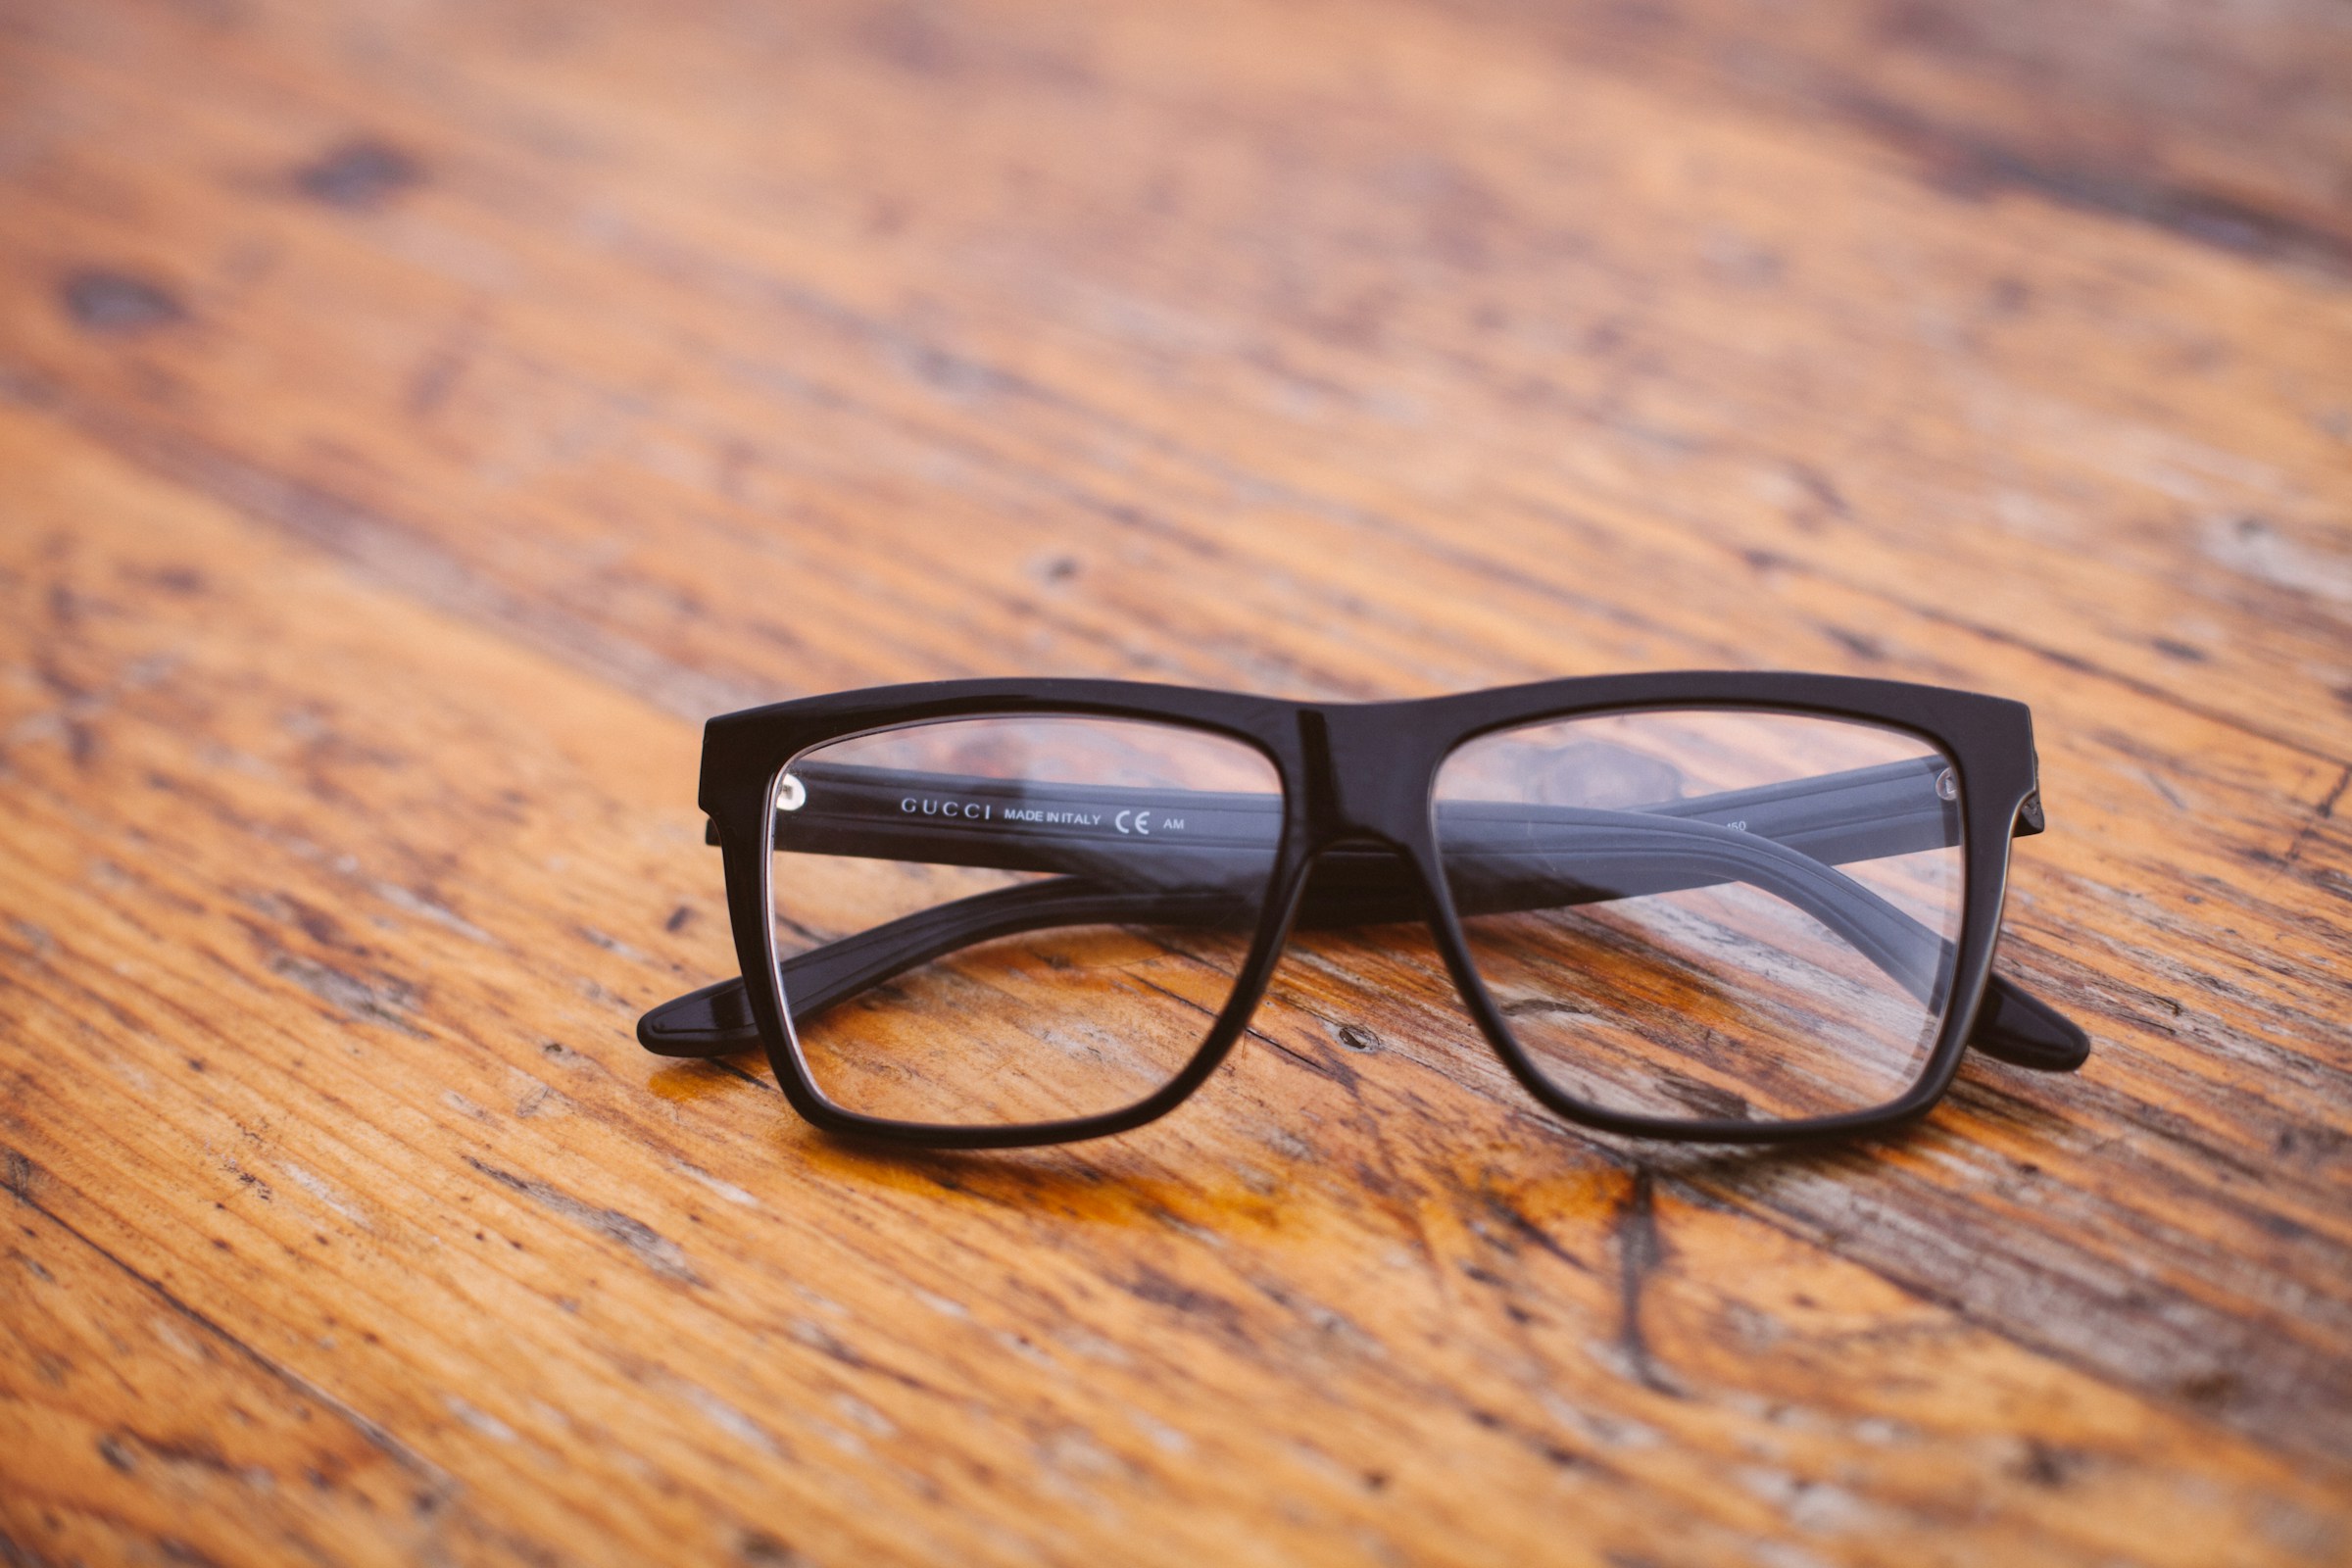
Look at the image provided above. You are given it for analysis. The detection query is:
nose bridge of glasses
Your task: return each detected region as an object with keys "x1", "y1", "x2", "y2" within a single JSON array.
[{"x1": 1299, "y1": 704, "x2": 1444, "y2": 850}]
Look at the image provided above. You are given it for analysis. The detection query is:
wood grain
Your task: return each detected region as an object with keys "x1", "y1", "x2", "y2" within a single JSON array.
[{"x1": 2, "y1": 0, "x2": 2347, "y2": 1562}]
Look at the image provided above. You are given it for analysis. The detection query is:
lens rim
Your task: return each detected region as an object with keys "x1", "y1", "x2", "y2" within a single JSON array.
[
  {"x1": 764, "y1": 713, "x2": 1291, "y2": 1135},
  {"x1": 1429, "y1": 706, "x2": 1970, "y2": 1129},
  {"x1": 719, "y1": 696, "x2": 1303, "y2": 1148},
  {"x1": 692, "y1": 673, "x2": 2039, "y2": 1149}
]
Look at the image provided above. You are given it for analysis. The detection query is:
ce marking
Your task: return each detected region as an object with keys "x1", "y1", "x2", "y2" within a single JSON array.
[{"x1": 1114, "y1": 808, "x2": 1153, "y2": 836}]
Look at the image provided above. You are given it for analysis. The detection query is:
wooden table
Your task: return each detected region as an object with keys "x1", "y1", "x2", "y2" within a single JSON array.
[{"x1": 4, "y1": 2, "x2": 2348, "y2": 1562}]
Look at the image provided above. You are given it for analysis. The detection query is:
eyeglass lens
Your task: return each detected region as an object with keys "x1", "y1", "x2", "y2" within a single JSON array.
[
  {"x1": 1434, "y1": 709, "x2": 1967, "y2": 1124},
  {"x1": 768, "y1": 716, "x2": 1283, "y2": 1129}
]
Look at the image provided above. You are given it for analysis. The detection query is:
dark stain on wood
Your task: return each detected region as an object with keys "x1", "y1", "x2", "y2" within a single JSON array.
[
  {"x1": 293, "y1": 139, "x2": 423, "y2": 210},
  {"x1": 59, "y1": 270, "x2": 185, "y2": 334},
  {"x1": 1839, "y1": 90, "x2": 2352, "y2": 277},
  {"x1": 1613, "y1": 1169, "x2": 1677, "y2": 1396},
  {"x1": 4, "y1": 1149, "x2": 35, "y2": 1204}
]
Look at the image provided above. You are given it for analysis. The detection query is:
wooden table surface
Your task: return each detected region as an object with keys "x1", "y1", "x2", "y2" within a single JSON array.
[{"x1": 4, "y1": 1, "x2": 2349, "y2": 1562}]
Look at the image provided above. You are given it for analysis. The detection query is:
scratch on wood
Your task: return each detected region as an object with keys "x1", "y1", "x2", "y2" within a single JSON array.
[
  {"x1": 2319, "y1": 767, "x2": 2352, "y2": 821},
  {"x1": 2272, "y1": 762, "x2": 2348, "y2": 875},
  {"x1": 264, "y1": 950, "x2": 430, "y2": 1040},
  {"x1": 463, "y1": 1156, "x2": 701, "y2": 1285}
]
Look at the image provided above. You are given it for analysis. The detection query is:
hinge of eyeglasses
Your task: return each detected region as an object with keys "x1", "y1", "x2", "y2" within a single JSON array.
[{"x1": 705, "y1": 773, "x2": 808, "y2": 848}]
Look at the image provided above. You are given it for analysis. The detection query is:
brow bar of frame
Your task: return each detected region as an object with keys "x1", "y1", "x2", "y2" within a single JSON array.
[
  {"x1": 644, "y1": 758, "x2": 2086, "y2": 1070},
  {"x1": 712, "y1": 755, "x2": 2025, "y2": 864}
]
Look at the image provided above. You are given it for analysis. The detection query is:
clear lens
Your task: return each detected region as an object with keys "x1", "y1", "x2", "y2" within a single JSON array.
[
  {"x1": 767, "y1": 716, "x2": 1281, "y2": 1128},
  {"x1": 1434, "y1": 710, "x2": 1965, "y2": 1124}
]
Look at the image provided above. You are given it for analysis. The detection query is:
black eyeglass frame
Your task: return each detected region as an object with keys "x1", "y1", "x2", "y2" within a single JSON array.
[{"x1": 685, "y1": 671, "x2": 2067, "y2": 1151}]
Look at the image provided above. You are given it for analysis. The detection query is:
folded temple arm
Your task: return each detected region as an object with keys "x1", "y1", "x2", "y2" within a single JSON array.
[{"x1": 639, "y1": 757, "x2": 2088, "y2": 1071}]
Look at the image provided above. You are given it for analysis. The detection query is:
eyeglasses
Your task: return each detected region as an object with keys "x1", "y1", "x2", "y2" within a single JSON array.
[{"x1": 637, "y1": 673, "x2": 2087, "y2": 1149}]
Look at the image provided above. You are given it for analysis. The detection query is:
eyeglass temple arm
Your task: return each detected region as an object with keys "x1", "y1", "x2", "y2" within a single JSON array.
[
  {"x1": 641, "y1": 760, "x2": 2084, "y2": 1070},
  {"x1": 643, "y1": 874, "x2": 2082, "y2": 1073}
]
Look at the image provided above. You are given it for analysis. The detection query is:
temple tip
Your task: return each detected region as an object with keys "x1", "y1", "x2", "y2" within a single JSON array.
[
  {"x1": 1968, "y1": 974, "x2": 2090, "y2": 1073},
  {"x1": 637, "y1": 976, "x2": 763, "y2": 1058}
]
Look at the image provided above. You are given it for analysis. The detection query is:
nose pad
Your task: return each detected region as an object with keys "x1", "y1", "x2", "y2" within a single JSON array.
[{"x1": 1290, "y1": 837, "x2": 1440, "y2": 932}]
